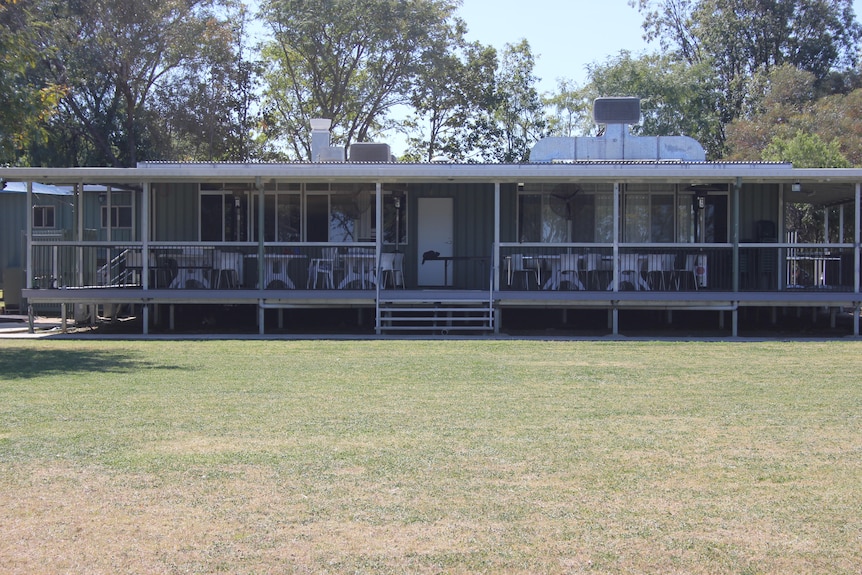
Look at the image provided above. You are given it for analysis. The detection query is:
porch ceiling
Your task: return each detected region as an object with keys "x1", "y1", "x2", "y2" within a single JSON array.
[{"x1": 784, "y1": 180, "x2": 859, "y2": 206}]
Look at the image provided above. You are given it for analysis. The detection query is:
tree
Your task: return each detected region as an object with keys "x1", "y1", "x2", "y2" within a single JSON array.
[
  {"x1": 726, "y1": 65, "x2": 862, "y2": 166},
  {"x1": 634, "y1": 0, "x2": 862, "y2": 153},
  {"x1": 0, "y1": 0, "x2": 63, "y2": 164},
  {"x1": 156, "y1": 0, "x2": 265, "y2": 162},
  {"x1": 582, "y1": 51, "x2": 724, "y2": 157},
  {"x1": 763, "y1": 130, "x2": 851, "y2": 244},
  {"x1": 543, "y1": 78, "x2": 591, "y2": 138},
  {"x1": 763, "y1": 130, "x2": 850, "y2": 168},
  {"x1": 38, "y1": 0, "x2": 224, "y2": 167},
  {"x1": 724, "y1": 64, "x2": 818, "y2": 160},
  {"x1": 401, "y1": 38, "x2": 497, "y2": 162},
  {"x1": 259, "y1": 0, "x2": 461, "y2": 160},
  {"x1": 469, "y1": 39, "x2": 545, "y2": 163}
]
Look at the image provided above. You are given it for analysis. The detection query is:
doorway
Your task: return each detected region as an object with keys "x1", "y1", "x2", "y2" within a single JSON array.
[{"x1": 417, "y1": 197, "x2": 453, "y2": 286}]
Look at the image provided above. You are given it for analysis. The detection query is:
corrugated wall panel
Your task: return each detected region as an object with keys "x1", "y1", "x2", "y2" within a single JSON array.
[
  {"x1": 0, "y1": 195, "x2": 26, "y2": 275},
  {"x1": 153, "y1": 183, "x2": 198, "y2": 241},
  {"x1": 740, "y1": 183, "x2": 780, "y2": 241},
  {"x1": 499, "y1": 184, "x2": 518, "y2": 242}
]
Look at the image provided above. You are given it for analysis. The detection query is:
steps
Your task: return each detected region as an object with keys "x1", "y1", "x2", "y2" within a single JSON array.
[{"x1": 376, "y1": 297, "x2": 494, "y2": 334}]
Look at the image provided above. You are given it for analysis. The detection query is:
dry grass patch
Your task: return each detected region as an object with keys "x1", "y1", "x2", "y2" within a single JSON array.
[{"x1": 1, "y1": 339, "x2": 861, "y2": 573}]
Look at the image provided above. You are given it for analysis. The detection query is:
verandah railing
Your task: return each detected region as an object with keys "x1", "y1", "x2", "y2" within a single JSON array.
[
  {"x1": 497, "y1": 242, "x2": 858, "y2": 292},
  {"x1": 29, "y1": 241, "x2": 387, "y2": 291},
  {"x1": 28, "y1": 240, "x2": 859, "y2": 293}
]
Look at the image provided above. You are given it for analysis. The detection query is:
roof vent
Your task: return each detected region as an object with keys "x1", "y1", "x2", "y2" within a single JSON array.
[{"x1": 593, "y1": 97, "x2": 640, "y2": 125}]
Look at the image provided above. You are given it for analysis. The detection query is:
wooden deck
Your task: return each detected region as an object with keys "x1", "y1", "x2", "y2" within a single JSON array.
[{"x1": 23, "y1": 285, "x2": 861, "y2": 310}]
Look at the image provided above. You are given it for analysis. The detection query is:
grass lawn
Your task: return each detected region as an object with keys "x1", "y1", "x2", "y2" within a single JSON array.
[{"x1": 1, "y1": 339, "x2": 860, "y2": 574}]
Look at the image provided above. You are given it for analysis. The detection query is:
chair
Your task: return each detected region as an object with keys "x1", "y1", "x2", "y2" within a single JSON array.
[
  {"x1": 307, "y1": 247, "x2": 338, "y2": 289},
  {"x1": 582, "y1": 253, "x2": 603, "y2": 290},
  {"x1": 379, "y1": 252, "x2": 405, "y2": 289},
  {"x1": 393, "y1": 252, "x2": 405, "y2": 288},
  {"x1": 557, "y1": 254, "x2": 584, "y2": 290},
  {"x1": 378, "y1": 253, "x2": 396, "y2": 289},
  {"x1": 159, "y1": 257, "x2": 178, "y2": 289},
  {"x1": 618, "y1": 254, "x2": 647, "y2": 290},
  {"x1": 213, "y1": 251, "x2": 243, "y2": 289},
  {"x1": 645, "y1": 254, "x2": 669, "y2": 291},
  {"x1": 508, "y1": 254, "x2": 539, "y2": 289}
]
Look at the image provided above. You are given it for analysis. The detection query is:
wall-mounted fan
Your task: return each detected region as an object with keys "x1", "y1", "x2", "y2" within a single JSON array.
[
  {"x1": 548, "y1": 184, "x2": 582, "y2": 221},
  {"x1": 548, "y1": 184, "x2": 582, "y2": 242},
  {"x1": 342, "y1": 186, "x2": 372, "y2": 219}
]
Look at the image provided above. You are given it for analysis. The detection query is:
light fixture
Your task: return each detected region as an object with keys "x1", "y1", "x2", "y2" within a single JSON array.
[{"x1": 791, "y1": 182, "x2": 802, "y2": 193}]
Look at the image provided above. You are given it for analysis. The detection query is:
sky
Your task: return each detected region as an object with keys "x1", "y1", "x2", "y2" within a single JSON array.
[
  {"x1": 457, "y1": 0, "x2": 650, "y2": 93},
  {"x1": 456, "y1": 0, "x2": 862, "y2": 94}
]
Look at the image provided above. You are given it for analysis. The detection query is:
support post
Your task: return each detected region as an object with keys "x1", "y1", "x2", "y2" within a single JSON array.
[
  {"x1": 142, "y1": 182, "x2": 150, "y2": 291},
  {"x1": 732, "y1": 308, "x2": 738, "y2": 337},
  {"x1": 375, "y1": 182, "x2": 383, "y2": 335},
  {"x1": 257, "y1": 177, "x2": 265, "y2": 290},
  {"x1": 732, "y1": 178, "x2": 741, "y2": 292},
  {"x1": 855, "y1": 183, "x2": 861, "y2": 336},
  {"x1": 612, "y1": 183, "x2": 620, "y2": 292}
]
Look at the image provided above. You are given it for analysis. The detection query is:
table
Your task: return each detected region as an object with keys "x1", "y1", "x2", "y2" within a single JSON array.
[
  {"x1": 538, "y1": 254, "x2": 585, "y2": 291},
  {"x1": 169, "y1": 251, "x2": 213, "y2": 289},
  {"x1": 249, "y1": 253, "x2": 307, "y2": 289},
  {"x1": 337, "y1": 253, "x2": 376, "y2": 289},
  {"x1": 786, "y1": 253, "x2": 842, "y2": 287},
  {"x1": 505, "y1": 255, "x2": 584, "y2": 290},
  {"x1": 427, "y1": 256, "x2": 488, "y2": 286}
]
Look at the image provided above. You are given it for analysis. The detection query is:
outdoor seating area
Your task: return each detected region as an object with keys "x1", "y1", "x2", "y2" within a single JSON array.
[
  {"x1": 502, "y1": 251, "x2": 711, "y2": 291},
  {"x1": 98, "y1": 246, "x2": 407, "y2": 291}
]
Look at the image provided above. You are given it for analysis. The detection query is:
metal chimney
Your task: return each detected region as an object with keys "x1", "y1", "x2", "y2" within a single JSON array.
[{"x1": 310, "y1": 118, "x2": 332, "y2": 162}]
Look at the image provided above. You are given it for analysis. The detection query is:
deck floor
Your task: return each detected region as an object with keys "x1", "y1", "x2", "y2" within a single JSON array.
[{"x1": 22, "y1": 286, "x2": 861, "y2": 309}]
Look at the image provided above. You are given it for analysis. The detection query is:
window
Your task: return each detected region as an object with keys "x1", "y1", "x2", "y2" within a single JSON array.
[
  {"x1": 200, "y1": 183, "x2": 407, "y2": 244},
  {"x1": 253, "y1": 193, "x2": 301, "y2": 242},
  {"x1": 33, "y1": 206, "x2": 55, "y2": 228},
  {"x1": 517, "y1": 183, "x2": 612, "y2": 243},
  {"x1": 200, "y1": 191, "x2": 249, "y2": 241},
  {"x1": 676, "y1": 191, "x2": 728, "y2": 243},
  {"x1": 101, "y1": 205, "x2": 132, "y2": 229},
  {"x1": 305, "y1": 185, "x2": 406, "y2": 244},
  {"x1": 624, "y1": 189, "x2": 674, "y2": 242}
]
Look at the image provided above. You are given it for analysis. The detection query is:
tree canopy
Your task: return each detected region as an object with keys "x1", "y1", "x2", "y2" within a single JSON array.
[
  {"x1": 259, "y1": 0, "x2": 462, "y2": 160},
  {"x1": 0, "y1": 0, "x2": 63, "y2": 163},
  {"x1": 3, "y1": 0, "x2": 862, "y2": 166},
  {"x1": 629, "y1": 0, "x2": 862, "y2": 156}
]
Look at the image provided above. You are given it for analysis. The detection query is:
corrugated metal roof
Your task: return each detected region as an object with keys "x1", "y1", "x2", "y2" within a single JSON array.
[{"x1": 2, "y1": 161, "x2": 862, "y2": 186}]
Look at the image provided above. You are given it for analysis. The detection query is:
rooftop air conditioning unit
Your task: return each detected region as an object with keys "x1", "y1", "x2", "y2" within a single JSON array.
[{"x1": 348, "y1": 143, "x2": 392, "y2": 162}]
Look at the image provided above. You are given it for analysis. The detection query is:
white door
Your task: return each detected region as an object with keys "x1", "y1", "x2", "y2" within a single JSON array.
[{"x1": 417, "y1": 197, "x2": 453, "y2": 286}]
